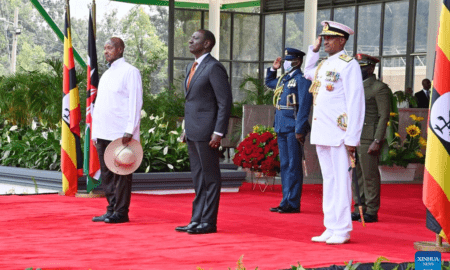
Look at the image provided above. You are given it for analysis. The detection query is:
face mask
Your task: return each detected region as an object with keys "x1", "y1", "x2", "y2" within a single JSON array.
[{"x1": 284, "y1": 60, "x2": 293, "y2": 73}]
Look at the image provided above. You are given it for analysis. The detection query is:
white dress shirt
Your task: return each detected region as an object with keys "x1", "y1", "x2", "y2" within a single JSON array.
[
  {"x1": 304, "y1": 46, "x2": 365, "y2": 147},
  {"x1": 92, "y1": 57, "x2": 143, "y2": 142}
]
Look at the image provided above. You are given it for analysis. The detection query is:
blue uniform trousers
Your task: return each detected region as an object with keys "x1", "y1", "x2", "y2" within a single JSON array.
[{"x1": 277, "y1": 131, "x2": 303, "y2": 209}]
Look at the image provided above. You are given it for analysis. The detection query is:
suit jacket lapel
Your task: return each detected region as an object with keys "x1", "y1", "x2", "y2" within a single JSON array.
[{"x1": 186, "y1": 55, "x2": 210, "y2": 97}]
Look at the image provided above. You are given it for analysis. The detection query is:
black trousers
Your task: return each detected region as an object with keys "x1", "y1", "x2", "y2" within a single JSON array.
[
  {"x1": 96, "y1": 139, "x2": 133, "y2": 216},
  {"x1": 187, "y1": 139, "x2": 221, "y2": 225}
]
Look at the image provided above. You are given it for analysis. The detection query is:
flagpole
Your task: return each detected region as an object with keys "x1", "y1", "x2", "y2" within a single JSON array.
[
  {"x1": 66, "y1": 0, "x2": 70, "y2": 26},
  {"x1": 414, "y1": 0, "x2": 450, "y2": 252},
  {"x1": 61, "y1": 0, "x2": 83, "y2": 196},
  {"x1": 75, "y1": 0, "x2": 104, "y2": 198},
  {"x1": 93, "y1": 0, "x2": 96, "y2": 34},
  {"x1": 414, "y1": 235, "x2": 450, "y2": 252}
]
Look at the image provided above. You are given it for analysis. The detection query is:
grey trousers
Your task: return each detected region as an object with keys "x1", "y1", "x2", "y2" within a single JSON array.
[{"x1": 187, "y1": 139, "x2": 221, "y2": 225}]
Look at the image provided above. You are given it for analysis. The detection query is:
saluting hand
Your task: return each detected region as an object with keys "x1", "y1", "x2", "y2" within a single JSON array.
[
  {"x1": 313, "y1": 36, "x2": 322, "y2": 53},
  {"x1": 272, "y1": 57, "x2": 282, "y2": 70}
]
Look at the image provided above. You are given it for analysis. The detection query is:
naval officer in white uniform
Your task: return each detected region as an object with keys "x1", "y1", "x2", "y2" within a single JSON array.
[{"x1": 304, "y1": 21, "x2": 365, "y2": 244}]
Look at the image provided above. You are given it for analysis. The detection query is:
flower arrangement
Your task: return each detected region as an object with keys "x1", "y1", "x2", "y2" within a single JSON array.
[
  {"x1": 233, "y1": 125, "x2": 280, "y2": 176},
  {"x1": 380, "y1": 113, "x2": 426, "y2": 168}
]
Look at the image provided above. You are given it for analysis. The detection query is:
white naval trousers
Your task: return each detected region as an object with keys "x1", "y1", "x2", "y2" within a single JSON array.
[{"x1": 316, "y1": 144, "x2": 353, "y2": 238}]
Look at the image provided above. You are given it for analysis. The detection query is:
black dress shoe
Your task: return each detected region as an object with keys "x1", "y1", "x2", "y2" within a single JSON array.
[
  {"x1": 363, "y1": 213, "x2": 378, "y2": 223},
  {"x1": 277, "y1": 205, "x2": 300, "y2": 213},
  {"x1": 351, "y1": 212, "x2": 361, "y2": 221},
  {"x1": 187, "y1": 223, "x2": 217, "y2": 234},
  {"x1": 175, "y1": 222, "x2": 200, "y2": 232},
  {"x1": 270, "y1": 206, "x2": 281, "y2": 212},
  {"x1": 92, "y1": 212, "x2": 113, "y2": 222},
  {"x1": 104, "y1": 213, "x2": 129, "y2": 224}
]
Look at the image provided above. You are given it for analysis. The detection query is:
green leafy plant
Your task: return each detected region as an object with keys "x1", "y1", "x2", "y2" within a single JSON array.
[
  {"x1": 138, "y1": 113, "x2": 190, "y2": 173},
  {"x1": 0, "y1": 120, "x2": 61, "y2": 170},
  {"x1": 197, "y1": 255, "x2": 258, "y2": 270},
  {"x1": 380, "y1": 112, "x2": 426, "y2": 167},
  {"x1": 0, "y1": 58, "x2": 86, "y2": 129},
  {"x1": 290, "y1": 263, "x2": 307, "y2": 270},
  {"x1": 344, "y1": 260, "x2": 362, "y2": 270},
  {"x1": 142, "y1": 84, "x2": 185, "y2": 130},
  {"x1": 393, "y1": 91, "x2": 417, "y2": 108},
  {"x1": 380, "y1": 91, "x2": 425, "y2": 167},
  {"x1": 405, "y1": 262, "x2": 415, "y2": 270},
  {"x1": 239, "y1": 75, "x2": 274, "y2": 106},
  {"x1": 32, "y1": 176, "x2": 38, "y2": 193},
  {"x1": 372, "y1": 256, "x2": 390, "y2": 270}
]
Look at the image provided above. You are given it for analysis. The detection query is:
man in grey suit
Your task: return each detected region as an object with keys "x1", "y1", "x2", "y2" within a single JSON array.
[{"x1": 175, "y1": 29, "x2": 233, "y2": 234}]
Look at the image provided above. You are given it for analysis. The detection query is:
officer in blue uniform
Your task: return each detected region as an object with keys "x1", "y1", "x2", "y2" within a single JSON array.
[{"x1": 265, "y1": 48, "x2": 313, "y2": 213}]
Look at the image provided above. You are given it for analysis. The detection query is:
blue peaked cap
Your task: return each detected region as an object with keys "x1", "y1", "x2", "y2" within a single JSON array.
[{"x1": 283, "y1": 48, "x2": 306, "y2": 60}]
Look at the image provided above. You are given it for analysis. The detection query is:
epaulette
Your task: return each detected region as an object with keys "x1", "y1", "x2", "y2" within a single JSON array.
[{"x1": 339, "y1": 54, "x2": 353, "y2": 62}]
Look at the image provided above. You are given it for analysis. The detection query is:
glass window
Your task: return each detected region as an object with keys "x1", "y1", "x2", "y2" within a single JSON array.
[
  {"x1": 415, "y1": 0, "x2": 430, "y2": 52},
  {"x1": 233, "y1": 14, "x2": 260, "y2": 61},
  {"x1": 285, "y1": 12, "x2": 304, "y2": 50},
  {"x1": 316, "y1": 9, "x2": 331, "y2": 36},
  {"x1": 357, "y1": 4, "x2": 381, "y2": 56},
  {"x1": 316, "y1": 9, "x2": 331, "y2": 58},
  {"x1": 382, "y1": 57, "x2": 406, "y2": 92},
  {"x1": 264, "y1": 14, "x2": 283, "y2": 61},
  {"x1": 174, "y1": 10, "x2": 201, "y2": 58},
  {"x1": 413, "y1": 56, "x2": 427, "y2": 93},
  {"x1": 204, "y1": 12, "x2": 232, "y2": 60},
  {"x1": 383, "y1": 0, "x2": 409, "y2": 56},
  {"x1": 222, "y1": 62, "x2": 231, "y2": 80},
  {"x1": 220, "y1": 13, "x2": 232, "y2": 60},
  {"x1": 262, "y1": 62, "x2": 273, "y2": 79},
  {"x1": 173, "y1": 60, "x2": 194, "y2": 92},
  {"x1": 225, "y1": 6, "x2": 260, "y2": 13},
  {"x1": 232, "y1": 63, "x2": 259, "y2": 102},
  {"x1": 334, "y1": 6, "x2": 355, "y2": 55}
]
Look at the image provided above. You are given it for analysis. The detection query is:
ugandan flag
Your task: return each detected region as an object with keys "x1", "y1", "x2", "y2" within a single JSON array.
[
  {"x1": 83, "y1": 8, "x2": 101, "y2": 193},
  {"x1": 61, "y1": 6, "x2": 83, "y2": 196},
  {"x1": 423, "y1": 0, "x2": 450, "y2": 242}
]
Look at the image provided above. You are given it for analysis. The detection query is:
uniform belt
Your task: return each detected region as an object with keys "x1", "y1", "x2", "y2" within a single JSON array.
[{"x1": 276, "y1": 105, "x2": 294, "y2": 110}]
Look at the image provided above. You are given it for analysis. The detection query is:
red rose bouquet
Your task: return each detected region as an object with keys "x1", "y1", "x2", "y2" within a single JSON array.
[{"x1": 233, "y1": 125, "x2": 280, "y2": 176}]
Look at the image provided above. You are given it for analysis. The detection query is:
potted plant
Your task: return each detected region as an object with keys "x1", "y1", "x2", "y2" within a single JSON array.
[{"x1": 379, "y1": 110, "x2": 426, "y2": 181}]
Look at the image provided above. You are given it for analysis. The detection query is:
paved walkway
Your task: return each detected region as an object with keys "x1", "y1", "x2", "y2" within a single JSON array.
[{"x1": 0, "y1": 183, "x2": 58, "y2": 195}]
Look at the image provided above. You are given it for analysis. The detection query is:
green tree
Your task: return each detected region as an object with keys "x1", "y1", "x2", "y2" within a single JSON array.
[{"x1": 122, "y1": 6, "x2": 168, "y2": 94}]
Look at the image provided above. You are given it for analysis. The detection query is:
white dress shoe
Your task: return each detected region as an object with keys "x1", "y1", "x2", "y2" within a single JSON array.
[
  {"x1": 326, "y1": 234, "x2": 350, "y2": 245},
  {"x1": 311, "y1": 230, "x2": 333, "y2": 242}
]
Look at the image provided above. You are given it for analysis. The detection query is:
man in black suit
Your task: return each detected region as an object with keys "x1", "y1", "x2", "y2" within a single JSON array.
[
  {"x1": 175, "y1": 29, "x2": 233, "y2": 234},
  {"x1": 415, "y1": 79, "x2": 431, "y2": 108}
]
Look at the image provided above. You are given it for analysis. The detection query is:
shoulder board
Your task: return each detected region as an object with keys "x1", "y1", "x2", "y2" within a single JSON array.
[{"x1": 339, "y1": 54, "x2": 353, "y2": 62}]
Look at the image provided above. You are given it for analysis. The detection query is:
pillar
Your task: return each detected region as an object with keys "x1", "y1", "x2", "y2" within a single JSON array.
[{"x1": 209, "y1": 0, "x2": 221, "y2": 59}]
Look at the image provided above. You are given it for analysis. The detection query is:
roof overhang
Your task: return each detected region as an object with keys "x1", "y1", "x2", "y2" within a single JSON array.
[{"x1": 111, "y1": 0, "x2": 260, "y2": 9}]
